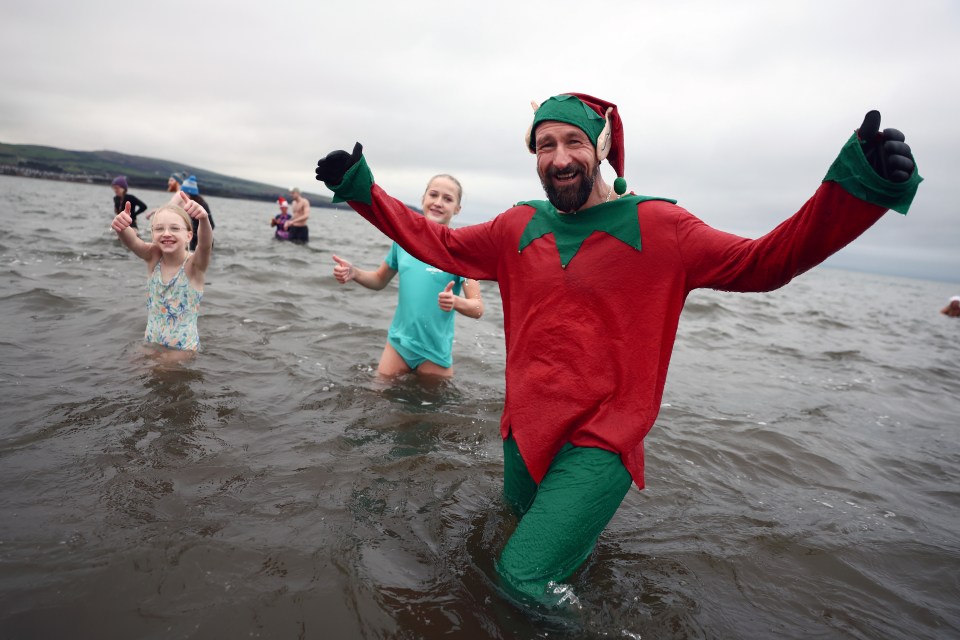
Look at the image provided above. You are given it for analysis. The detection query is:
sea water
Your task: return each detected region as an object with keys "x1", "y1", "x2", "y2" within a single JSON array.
[{"x1": 1, "y1": 175, "x2": 958, "y2": 639}]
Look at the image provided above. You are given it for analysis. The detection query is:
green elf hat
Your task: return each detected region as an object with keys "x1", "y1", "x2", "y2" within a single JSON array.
[{"x1": 525, "y1": 92, "x2": 628, "y2": 195}]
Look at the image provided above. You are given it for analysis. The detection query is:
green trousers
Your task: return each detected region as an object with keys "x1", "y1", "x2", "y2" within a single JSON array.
[{"x1": 496, "y1": 435, "x2": 632, "y2": 605}]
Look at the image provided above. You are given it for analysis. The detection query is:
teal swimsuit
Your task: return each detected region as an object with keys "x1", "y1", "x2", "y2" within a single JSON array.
[
  {"x1": 385, "y1": 243, "x2": 463, "y2": 369},
  {"x1": 144, "y1": 259, "x2": 202, "y2": 351}
]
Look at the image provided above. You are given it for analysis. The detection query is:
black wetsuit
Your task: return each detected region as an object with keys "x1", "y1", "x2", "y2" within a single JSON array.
[{"x1": 113, "y1": 193, "x2": 148, "y2": 228}]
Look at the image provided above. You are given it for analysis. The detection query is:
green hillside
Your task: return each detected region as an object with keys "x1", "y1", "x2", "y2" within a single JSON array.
[{"x1": 0, "y1": 142, "x2": 344, "y2": 208}]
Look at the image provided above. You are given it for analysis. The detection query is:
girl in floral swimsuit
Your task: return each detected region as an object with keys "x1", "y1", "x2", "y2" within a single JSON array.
[{"x1": 111, "y1": 191, "x2": 214, "y2": 357}]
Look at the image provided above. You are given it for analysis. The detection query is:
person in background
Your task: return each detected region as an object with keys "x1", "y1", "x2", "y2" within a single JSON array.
[
  {"x1": 167, "y1": 171, "x2": 185, "y2": 193},
  {"x1": 285, "y1": 187, "x2": 310, "y2": 244},
  {"x1": 111, "y1": 175, "x2": 147, "y2": 228},
  {"x1": 149, "y1": 171, "x2": 188, "y2": 223},
  {"x1": 331, "y1": 174, "x2": 484, "y2": 379},
  {"x1": 941, "y1": 295, "x2": 960, "y2": 317},
  {"x1": 110, "y1": 191, "x2": 213, "y2": 359},
  {"x1": 313, "y1": 93, "x2": 921, "y2": 608},
  {"x1": 271, "y1": 197, "x2": 292, "y2": 240},
  {"x1": 180, "y1": 175, "x2": 215, "y2": 251}
]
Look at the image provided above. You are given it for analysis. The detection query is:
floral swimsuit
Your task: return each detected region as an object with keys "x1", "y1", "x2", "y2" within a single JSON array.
[{"x1": 144, "y1": 259, "x2": 202, "y2": 351}]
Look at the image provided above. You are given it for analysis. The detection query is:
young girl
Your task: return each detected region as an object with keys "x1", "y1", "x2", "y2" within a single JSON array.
[
  {"x1": 111, "y1": 190, "x2": 213, "y2": 356},
  {"x1": 332, "y1": 174, "x2": 484, "y2": 379}
]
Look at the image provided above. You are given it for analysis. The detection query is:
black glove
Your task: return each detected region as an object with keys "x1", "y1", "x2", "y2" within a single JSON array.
[
  {"x1": 315, "y1": 142, "x2": 363, "y2": 185},
  {"x1": 857, "y1": 111, "x2": 914, "y2": 182}
]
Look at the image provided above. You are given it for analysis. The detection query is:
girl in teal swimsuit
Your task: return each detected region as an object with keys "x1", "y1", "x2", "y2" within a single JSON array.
[
  {"x1": 111, "y1": 191, "x2": 214, "y2": 360},
  {"x1": 331, "y1": 174, "x2": 484, "y2": 379}
]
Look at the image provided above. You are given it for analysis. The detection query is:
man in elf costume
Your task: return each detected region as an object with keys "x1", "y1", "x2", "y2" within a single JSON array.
[{"x1": 313, "y1": 93, "x2": 921, "y2": 606}]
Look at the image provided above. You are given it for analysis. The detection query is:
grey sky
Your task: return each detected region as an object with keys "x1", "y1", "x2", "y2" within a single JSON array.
[{"x1": 2, "y1": 0, "x2": 957, "y2": 282}]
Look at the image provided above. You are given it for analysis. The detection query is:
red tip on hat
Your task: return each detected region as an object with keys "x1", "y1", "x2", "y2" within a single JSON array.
[{"x1": 566, "y1": 92, "x2": 627, "y2": 195}]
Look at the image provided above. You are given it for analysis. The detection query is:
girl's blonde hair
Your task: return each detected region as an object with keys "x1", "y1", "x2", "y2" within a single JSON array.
[
  {"x1": 149, "y1": 204, "x2": 193, "y2": 231},
  {"x1": 426, "y1": 174, "x2": 463, "y2": 204}
]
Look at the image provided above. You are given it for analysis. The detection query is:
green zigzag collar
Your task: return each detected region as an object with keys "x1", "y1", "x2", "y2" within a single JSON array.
[{"x1": 518, "y1": 194, "x2": 676, "y2": 268}]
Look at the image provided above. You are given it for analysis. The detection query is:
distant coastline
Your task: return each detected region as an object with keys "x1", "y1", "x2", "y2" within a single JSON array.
[{"x1": 0, "y1": 141, "x2": 347, "y2": 209}]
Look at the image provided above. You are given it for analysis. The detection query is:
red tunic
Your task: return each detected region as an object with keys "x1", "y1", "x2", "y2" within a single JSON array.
[{"x1": 343, "y1": 180, "x2": 888, "y2": 488}]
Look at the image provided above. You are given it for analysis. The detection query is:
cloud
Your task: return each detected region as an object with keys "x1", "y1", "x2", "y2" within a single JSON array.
[{"x1": 2, "y1": 0, "x2": 958, "y2": 281}]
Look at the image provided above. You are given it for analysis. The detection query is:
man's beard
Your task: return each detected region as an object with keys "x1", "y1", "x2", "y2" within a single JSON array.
[
  {"x1": 539, "y1": 162, "x2": 599, "y2": 213},
  {"x1": 167, "y1": 183, "x2": 179, "y2": 193}
]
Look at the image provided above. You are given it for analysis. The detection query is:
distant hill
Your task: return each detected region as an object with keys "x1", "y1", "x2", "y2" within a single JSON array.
[{"x1": 0, "y1": 142, "x2": 347, "y2": 209}]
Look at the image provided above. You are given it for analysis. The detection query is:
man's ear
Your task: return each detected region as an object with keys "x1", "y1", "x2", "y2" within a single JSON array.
[{"x1": 596, "y1": 107, "x2": 612, "y2": 163}]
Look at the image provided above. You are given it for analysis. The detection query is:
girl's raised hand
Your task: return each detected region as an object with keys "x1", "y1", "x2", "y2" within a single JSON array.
[
  {"x1": 332, "y1": 255, "x2": 355, "y2": 283},
  {"x1": 178, "y1": 190, "x2": 208, "y2": 220},
  {"x1": 437, "y1": 281, "x2": 455, "y2": 312},
  {"x1": 111, "y1": 201, "x2": 133, "y2": 233}
]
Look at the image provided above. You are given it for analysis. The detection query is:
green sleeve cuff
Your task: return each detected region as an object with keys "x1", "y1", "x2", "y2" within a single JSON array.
[
  {"x1": 329, "y1": 156, "x2": 374, "y2": 205},
  {"x1": 822, "y1": 133, "x2": 923, "y2": 215}
]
